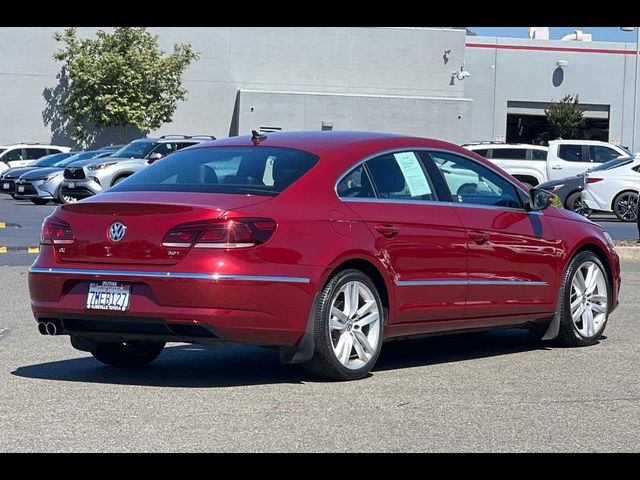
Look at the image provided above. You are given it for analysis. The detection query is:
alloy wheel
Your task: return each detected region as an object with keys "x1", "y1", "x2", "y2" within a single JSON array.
[
  {"x1": 614, "y1": 192, "x2": 638, "y2": 221},
  {"x1": 570, "y1": 261, "x2": 608, "y2": 338},
  {"x1": 328, "y1": 280, "x2": 381, "y2": 370}
]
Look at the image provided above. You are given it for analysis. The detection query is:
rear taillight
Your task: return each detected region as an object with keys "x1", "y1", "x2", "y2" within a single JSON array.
[
  {"x1": 162, "y1": 221, "x2": 208, "y2": 248},
  {"x1": 587, "y1": 177, "x2": 603, "y2": 184},
  {"x1": 162, "y1": 218, "x2": 276, "y2": 249},
  {"x1": 41, "y1": 216, "x2": 74, "y2": 245}
]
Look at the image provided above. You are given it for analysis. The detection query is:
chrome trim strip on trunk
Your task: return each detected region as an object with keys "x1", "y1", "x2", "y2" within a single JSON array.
[
  {"x1": 396, "y1": 279, "x2": 549, "y2": 286},
  {"x1": 28, "y1": 267, "x2": 310, "y2": 284}
]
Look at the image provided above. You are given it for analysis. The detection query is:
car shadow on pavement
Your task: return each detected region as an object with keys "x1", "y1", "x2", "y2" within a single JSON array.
[{"x1": 12, "y1": 329, "x2": 550, "y2": 388}]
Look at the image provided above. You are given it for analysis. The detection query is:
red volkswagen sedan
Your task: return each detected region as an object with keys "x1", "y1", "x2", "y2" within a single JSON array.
[{"x1": 29, "y1": 131, "x2": 621, "y2": 380}]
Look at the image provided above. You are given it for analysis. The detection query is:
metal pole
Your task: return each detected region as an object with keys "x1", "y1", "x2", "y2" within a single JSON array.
[{"x1": 634, "y1": 27, "x2": 639, "y2": 152}]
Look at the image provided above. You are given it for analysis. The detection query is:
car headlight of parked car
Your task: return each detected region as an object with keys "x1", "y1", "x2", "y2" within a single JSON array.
[
  {"x1": 42, "y1": 173, "x2": 59, "y2": 183},
  {"x1": 88, "y1": 162, "x2": 117, "y2": 171}
]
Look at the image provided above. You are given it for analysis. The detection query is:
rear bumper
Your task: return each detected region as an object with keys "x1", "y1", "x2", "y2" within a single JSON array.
[
  {"x1": 29, "y1": 262, "x2": 322, "y2": 347},
  {"x1": 581, "y1": 189, "x2": 608, "y2": 211}
]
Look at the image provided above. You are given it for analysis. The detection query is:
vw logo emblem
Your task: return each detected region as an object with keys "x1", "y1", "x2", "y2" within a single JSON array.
[{"x1": 108, "y1": 222, "x2": 127, "y2": 242}]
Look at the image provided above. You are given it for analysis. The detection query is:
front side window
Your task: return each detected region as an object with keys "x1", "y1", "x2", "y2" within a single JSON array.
[
  {"x1": 109, "y1": 146, "x2": 318, "y2": 195},
  {"x1": 366, "y1": 152, "x2": 437, "y2": 201},
  {"x1": 558, "y1": 145, "x2": 584, "y2": 162},
  {"x1": 490, "y1": 148, "x2": 527, "y2": 160},
  {"x1": 429, "y1": 151, "x2": 522, "y2": 209},
  {"x1": 336, "y1": 164, "x2": 375, "y2": 198},
  {"x1": 589, "y1": 146, "x2": 622, "y2": 163}
]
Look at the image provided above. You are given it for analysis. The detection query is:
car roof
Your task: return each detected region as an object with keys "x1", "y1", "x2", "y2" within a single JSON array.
[
  {"x1": 465, "y1": 143, "x2": 548, "y2": 149},
  {"x1": 548, "y1": 139, "x2": 619, "y2": 146},
  {"x1": 199, "y1": 131, "x2": 469, "y2": 157}
]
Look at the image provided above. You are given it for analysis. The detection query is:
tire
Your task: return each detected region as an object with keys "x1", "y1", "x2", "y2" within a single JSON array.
[
  {"x1": 10, "y1": 194, "x2": 17, "y2": 199},
  {"x1": 557, "y1": 251, "x2": 610, "y2": 347},
  {"x1": 565, "y1": 191, "x2": 592, "y2": 217},
  {"x1": 91, "y1": 341, "x2": 165, "y2": 368},
  {"x1": 303, "y1": 269, "x2": 385, "y2": 381},
  {"x1": 30, "y1": 198, "x2": 49, "y2": 205},
  {"x1": 612, "y1": 190, "x2": 638, "y2": 222}
]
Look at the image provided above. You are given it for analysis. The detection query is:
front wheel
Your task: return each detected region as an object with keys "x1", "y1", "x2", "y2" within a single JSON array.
[
  {"x1": 565, "y1": 191, "x2": 591, "y2": 217},
  {"x1": 91, "y1": 341, "x2": 165, "y2": 367},
  {"x1": 57, "y1": 189, "x2": 79, "y2": 204},
  {"x1": 557, "y1": 251, "x2": 610, "y2": 347},
  {"x1": 612, "y1": 191, "x2": 638, "y2": 222},
  {"x1": 303, "y1": 269, "x2": 384, "y2": 381}
]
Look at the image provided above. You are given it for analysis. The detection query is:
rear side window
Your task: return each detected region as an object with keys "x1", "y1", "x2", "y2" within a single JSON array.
[
  {"x1": 589, "y1": 145, "x2": 621, "y2": 163},
  {"x1": 531, "y1": 149, "x2": 547, "y2": 160},
  {"x1": 558, "y1": 145, "x2": 584, "y2": 162},
  {"x1": 490, "y1": 148, "x2": 527, "y2": 160},
  {"x1": 337, "y1": 165, "x2": 375, "y2": 198},
  {"x1": 366, "y1": 152, "x2": 437, "y2": 201},
  {"x1": 110, "y1": 146, "x2": 318, "y2": 196}
]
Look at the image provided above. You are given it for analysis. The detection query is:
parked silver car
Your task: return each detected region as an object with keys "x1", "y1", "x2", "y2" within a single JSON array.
[
  {"x1": 14, "y1": 150, "x2": 112, "y2": 205},
  {"x1": 59, "y1": 135, "x2": 215, "y2": 203}
]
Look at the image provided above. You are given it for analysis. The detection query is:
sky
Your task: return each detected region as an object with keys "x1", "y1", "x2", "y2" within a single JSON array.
[{"x1": 468, "y1": 27, "x2": 637, "y2": 43}]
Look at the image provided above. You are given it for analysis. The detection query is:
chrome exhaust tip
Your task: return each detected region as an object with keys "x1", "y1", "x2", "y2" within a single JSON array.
[{"x1": 45, "y1": 322, "x2": 58, "y2": 336}]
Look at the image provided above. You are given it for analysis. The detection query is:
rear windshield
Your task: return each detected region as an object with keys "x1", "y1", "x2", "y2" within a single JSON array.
[
  {"x1": 592, "y1": 156, "x2": 635, "y2": 171},
  {"x1": 110, "y1": 146, "x2": 319, "y2": 196}
]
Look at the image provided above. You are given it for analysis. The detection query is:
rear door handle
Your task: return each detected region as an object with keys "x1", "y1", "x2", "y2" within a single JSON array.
[
  {"x1": 551, "y1": 166, "x2": 563, "y2": 170},
  {"x1": 468, "y1": 231, "x2": 489, "y2": 244},
  {"x1": 374, "y1": 224, "x2": 399, "y2": 238}
]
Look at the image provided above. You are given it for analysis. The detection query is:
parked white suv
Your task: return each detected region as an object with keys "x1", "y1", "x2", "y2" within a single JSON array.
[
  {"x1": 0, "y1": 143, "x2": 71, "y2": 174},
  {"x1": 546, "y1": 139, "x2": 631, "y2": 179},
  {"x1": 464, "y1": 140, "x2": 632, "y2": 187},
  {"x1": 462, "y1": 143, "x2": 549, "y2": 187}
]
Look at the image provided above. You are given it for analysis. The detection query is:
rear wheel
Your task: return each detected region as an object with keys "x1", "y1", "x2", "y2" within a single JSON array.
[
  {"x1": 557, "y1": 251, "x2": 610, "y2": 347},
  {"x1": 303, "y1": 269, "x2": 384, "y2": 381},
  {"x1": 30, "y1": 198, "x2": 49, "y2": 205},
  {"x1": 565, "y1": 191, "x2": 592, "y2": 217},
  {"x1": 91, "y1": 341, "x2": 165, "y2": 367},
  {"x1": 612, "y1": 191, "x2": 638, "y2": 222}
]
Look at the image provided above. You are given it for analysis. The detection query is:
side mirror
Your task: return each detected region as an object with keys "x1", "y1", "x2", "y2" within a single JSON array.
[
  {"x1": 528, "y1": 188, "x2": 553, "y2": 211},
  {"x1": 147, "y1": 152, "x2": 163, "y2": 164}
]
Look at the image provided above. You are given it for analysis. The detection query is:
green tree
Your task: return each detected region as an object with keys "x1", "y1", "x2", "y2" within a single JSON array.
[
  {"x1": 52, "y1": 27, "x2": 199, "y2": 145},
  {"x1": 545, "y1": 94, "x2": 586, "y2": 139}
]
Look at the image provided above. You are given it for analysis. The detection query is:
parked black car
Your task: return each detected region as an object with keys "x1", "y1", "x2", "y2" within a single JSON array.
[{"x1": 538, "y1": 156, "x2": 636, "y2": 217}]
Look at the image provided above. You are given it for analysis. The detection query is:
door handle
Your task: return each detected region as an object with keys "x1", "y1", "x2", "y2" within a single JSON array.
[
  {"x1": 551, "y1": 166, "x2": 563, "y2": 170},
  {"x1": 374, "y1": 224, "x2": 399, "y2": 238},
  {"x1": 468, "y1": 231, "x2": 489, "y2": 244}
]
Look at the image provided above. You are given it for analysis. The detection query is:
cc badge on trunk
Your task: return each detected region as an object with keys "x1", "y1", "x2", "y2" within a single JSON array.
[{"x1": 108, "y1": 222, "x2": 127, "y2": 242}]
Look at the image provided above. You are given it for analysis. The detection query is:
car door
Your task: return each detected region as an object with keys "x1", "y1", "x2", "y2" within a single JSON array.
[
  {"x1": 426, "y1": 150, "x2": 560, "y2": 320},
  {"x1": 337, "y1": 150, "x2": 468, "y2": 324},
  {"x1": 548, "y1": 144, "x2": 592, "y2": 178}
]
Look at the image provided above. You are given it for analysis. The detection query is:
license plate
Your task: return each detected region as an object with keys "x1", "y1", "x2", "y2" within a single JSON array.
[
  {"x1": 2, "y1": 183, "x2": 9, "y2": 189},
  {"x1": 86, "y1": 281, "x2": 131, "y2": 312},
  {"x1": 17, "y1": 185, "x2": 24, "y2": 193},
  {"x1": 67, "y1": 182, "x2": 75, "y2": 189}
]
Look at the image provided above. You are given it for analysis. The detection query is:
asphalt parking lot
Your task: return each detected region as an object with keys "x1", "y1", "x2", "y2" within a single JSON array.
[
  {"x1": 0, "y1": 259, "x2": 638, "y2": 452},
  {"x1": 0, "y1": 195, "x2": 637, "y2": 267}
]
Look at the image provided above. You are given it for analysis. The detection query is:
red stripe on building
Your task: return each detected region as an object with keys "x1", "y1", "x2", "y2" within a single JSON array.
[{"x1": 466, "y1": 43, "x2": 636, "y2": 55}]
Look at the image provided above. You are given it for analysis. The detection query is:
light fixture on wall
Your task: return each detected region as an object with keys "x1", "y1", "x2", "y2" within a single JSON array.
[
  {"x1": 451, "y1": 60, "x2": 471, "y2": 82},
  {"x1": 556, "y1": 59, "x2": 569, "y2": 68}
]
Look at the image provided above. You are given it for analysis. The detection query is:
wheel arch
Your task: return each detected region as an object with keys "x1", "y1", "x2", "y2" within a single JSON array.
[
  {"x1": 512, "y1": 174, "x2": 540, "y2": 187},
  {"x1": 111, "y1": 172, "x2": 134, "y2": 186},
  {"x1": 280, "y1": 254, "x2": 396, "y2": 365}
]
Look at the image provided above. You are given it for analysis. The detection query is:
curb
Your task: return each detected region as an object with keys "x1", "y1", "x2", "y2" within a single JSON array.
[
  {"x1": 615, "y1": 246, "x2": 640, "y2": 260},
  {"x1": 0, "y1": 246, "x2": 39, "y2": 254}
]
